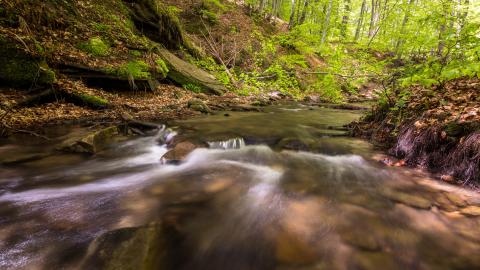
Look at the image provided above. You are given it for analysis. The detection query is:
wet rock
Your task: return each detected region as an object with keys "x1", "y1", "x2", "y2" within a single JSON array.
[
  {"x1": 229, "y1": 104, "x2": 262, "y2": 112},
  {"x1": 161, "y1": 141, "x2": 205, "y2": 162},
  {"x1": 460, "y1": 206, "x2": 480, "y2": 217},
  {"x1": 381, "y1": 188, "x2": 432, "y2": 209},
  {"x1": 0, "y1": 152, "x2": 50, "y2": 165},
  {"x1": 120, "y1": 112, "x2": 160, "y2": 132},
  {"x1": 188, "y1": 99, "x2": 212, "y2": 114},
  {"x1": 275, "y1": 229, "x2": 318, "y2": 265},
  {"x1": 353, "y1": 251, "x2": 400, "y2": 270},
  {"x1": 276, "y1": 137, "x2": 315, "y2": 151},
  {"x1": 58, "y1": 126, "x2": 119, "y2": 154},
  {"x1": 250, "y1": 97, "x2": 270, "y2": 107},
  {"x1": 81, "y1": 224, "x2": 167, "y2": 270}
]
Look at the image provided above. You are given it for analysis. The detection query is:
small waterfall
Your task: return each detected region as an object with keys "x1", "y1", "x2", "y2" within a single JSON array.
[{"x1": 208, "y1": 138, "x2": 246, "y2": 150}]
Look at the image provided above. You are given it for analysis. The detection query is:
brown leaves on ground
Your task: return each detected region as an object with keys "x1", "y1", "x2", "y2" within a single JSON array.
[{"x1": 0, "y1": 78, "x2": 255, "y2": 130}]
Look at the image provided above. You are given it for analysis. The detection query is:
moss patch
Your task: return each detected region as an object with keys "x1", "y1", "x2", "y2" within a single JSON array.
[
  {"x1": 0, "y1": 36, "x2": 56, "y2": 87},
  {"x1": 77, "y1": 93, "x2": 109, "y2": 108},
  {"x1": 107, "y1": 60, "x2": 151, "y2": 79},
  {"x1": 79, "y1": 37, "x2": 110, "y2": 57},
  {"x1": 155, "y1": 58, "x2": 169, "y2": 77}
]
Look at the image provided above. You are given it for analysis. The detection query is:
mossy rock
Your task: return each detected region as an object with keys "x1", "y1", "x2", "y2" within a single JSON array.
[
  {"x1": 78, "y1": 37, "x2": 110, "y2": 57},
  {"x1": 0, "y1": 36, "x2": 56, "y2": 87},
  {"x1": 158, "y1": 48, "x2": 226, "y2": 95}
]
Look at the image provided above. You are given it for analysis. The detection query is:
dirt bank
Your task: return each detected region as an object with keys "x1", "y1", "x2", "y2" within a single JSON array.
[{"x1": 352, "y1": 78, "x2": 480, "y2": 187}]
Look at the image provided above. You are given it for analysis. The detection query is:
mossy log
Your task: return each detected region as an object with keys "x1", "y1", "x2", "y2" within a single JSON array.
[{"x1": 158, "y1": 48, "x2": 226, "y2": 95}]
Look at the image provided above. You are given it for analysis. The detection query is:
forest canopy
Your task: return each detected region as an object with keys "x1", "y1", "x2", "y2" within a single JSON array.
[{"x1": 246, "y1": 0, "x2": 480, "y2": 85}]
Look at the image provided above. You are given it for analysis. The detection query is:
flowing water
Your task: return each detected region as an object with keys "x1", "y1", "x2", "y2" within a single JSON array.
[{"x1": 0, "y1": 104, "x2": 479, "y2": 270}]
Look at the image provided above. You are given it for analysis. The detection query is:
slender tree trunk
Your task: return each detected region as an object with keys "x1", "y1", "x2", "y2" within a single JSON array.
[
  {"x1": 395, "y1": 0, "x2": 415, "y2": 54},
  {"x1": 299, "y1": 0, "x2": 309, "y2": 24},
  {"x1": 355, "y1": 0, "x2": 367, "y2": 41},
  {"x1": 321, "y1": 0, "x2": 333, "y2": 44},
  {"x1": 341, "y1": 0, "x2": 352, "y2": 39},
  {"x1": 288, "y1": 0, "x2": 297, "y2": 29},
  {"x1": 368, "y1": 0, "x2": 376, "y2": 37}
]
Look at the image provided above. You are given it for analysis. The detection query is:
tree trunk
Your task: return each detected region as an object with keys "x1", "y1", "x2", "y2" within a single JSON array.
[
  {"x1": 321, "y1": 0, "x2": 333, "y2": 44},
  {"x1": 354, "y1": 0, "x2": 367, "y2": 41},
  {"x1": 395, "y1": 0, "x2": 415, "y2": 54},
  {"x1": 299, "y1": 0, "x2": 310, "y2": 25},
  {"x1": 288, "y1": 0, "x2": 297, "y2": 29},
  {"x1": 341, "y1": 0, "x2": 352, "y2": 39}
]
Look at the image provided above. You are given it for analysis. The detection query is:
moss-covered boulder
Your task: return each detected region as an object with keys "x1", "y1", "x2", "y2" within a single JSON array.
[
  {"x1": 0, "y1": 36, "x2": 56, "y2": 87},
  {"x1": 81, "y1": 223, "x2": 168, "y2": 270},
  {"x1": 158, "y1": 48, "x2": 226, "y2": 95}
]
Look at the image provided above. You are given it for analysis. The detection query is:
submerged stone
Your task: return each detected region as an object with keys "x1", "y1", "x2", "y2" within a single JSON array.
[
  {"x1": 460, "y1": 206, "x2": 480, "y2": 217},
  {"x1": 381, "y1": 188, "x2": 432, "y2": 209},
  {"x1": 81, "y1": 223, "x2": 167, "y2": 270}
]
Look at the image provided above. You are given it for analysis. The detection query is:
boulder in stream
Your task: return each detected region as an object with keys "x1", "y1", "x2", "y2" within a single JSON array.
[
  {"x1": 81, "y1": 223, "x2": 167, "y2": 270},
  {"x1": 161, "y1": 141, "x2": 206, "y2": 162},
  {"x1": 58, "y1": 126, "x2": 119, "y2": 154}
]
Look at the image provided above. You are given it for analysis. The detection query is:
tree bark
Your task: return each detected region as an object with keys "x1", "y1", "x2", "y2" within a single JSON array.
[
  {"x1": 321, "y1": 0, "x2": 333, "y2": 44},
  {"x1": 355, "y1": 0, "x2": 367, "y2": 41}
]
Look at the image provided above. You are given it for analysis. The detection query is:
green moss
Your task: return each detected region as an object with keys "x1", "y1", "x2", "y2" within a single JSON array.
[
  {"x1": 93, "y1": 23, "x2": 110, "y2": 32},
  {"x1": 0, "y1": 37, "x2": 56, "y2": 87},
  {"x1": 77, "y1": 93, "x2": 109, "y2": 108},
  {"x1": 129, "y1": 50, "x2": 143, "y2": 57},
  {"x1": 155, "y1": 58, "x2": 169, "y2": 77},
  {"x1": 108, "y1": 60, "x2": 151, "y2": 79},
  {"x1": 200, "y1": 10, "x2": 219, "y2": 24},
  {"x1": 202, "y1": 0, "x2": 226, "y2": 11},
  {"x1": 79, "y1": 37, "x2": 110, "y2": 56},
  {"x1": 183, "y1": 83, "x2": 203, "y2": 93}
]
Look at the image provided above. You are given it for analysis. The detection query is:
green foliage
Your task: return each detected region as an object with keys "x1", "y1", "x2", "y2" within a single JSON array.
[
  {"x1": 109, "y1": 61, "x2": 151, "y2": 79},
  {"x1": 278, "y1": 54, "x2": 308, "y2": 69},
  {"x1": 129, "y1": 50, "x2": 143, "y2": 57},
  {"x1": 202, "y1": 0, "x2": 226, "y2": 11},
  {"x1": 183, "y1": 83, "x2": 203, "y2": 93},
  {"x1": 194, "y1": 57, "x2": 231, "y2": 86},
  {"x1": 155, "y1": 58, "x2": 169, "y2": 77},
  {"x1": 79, "y1": 37, "x2": 110, "y2": 57},
  {"x1": 308, "y1": 74, "x2": 343, "y2": 102},
  {"x1": 200, "y1": 10, "x2": 219, "y2": 24}
]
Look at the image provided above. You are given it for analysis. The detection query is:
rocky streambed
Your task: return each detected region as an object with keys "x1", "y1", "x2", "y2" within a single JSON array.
[{"x1": 0, "y1": 104, "x2": 479, "y2": 270}]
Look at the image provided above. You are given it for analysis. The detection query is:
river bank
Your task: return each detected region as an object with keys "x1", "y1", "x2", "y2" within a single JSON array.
[{"x1": 351, "y1": 78, "x2": 480, "y2": 188}]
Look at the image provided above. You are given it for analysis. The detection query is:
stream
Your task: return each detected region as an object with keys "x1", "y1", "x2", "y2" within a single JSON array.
[{"x1": 0, "y1": 104, "x2": 479, "y2": 270}]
